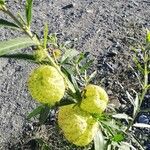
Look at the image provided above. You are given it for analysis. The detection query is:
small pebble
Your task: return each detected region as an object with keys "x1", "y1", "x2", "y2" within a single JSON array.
[
  {"x1": 62, "y1": 4, "x2": 74, "y2": 9},
  {"x1": 146, "y1": 143, "x2": 150, "y2": 150},
  {"x1": 138, "y1": 115, "x2": 149, "y2": 124}
]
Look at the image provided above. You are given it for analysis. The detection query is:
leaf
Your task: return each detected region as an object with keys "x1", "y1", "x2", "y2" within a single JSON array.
[
  {"x1": 61, "y1": 66, "x2": 76, "y2": 93},
  {"x1": 70, "y1": 74, "x2": 80, "y2": 92},
  {"x1": 36, "y1": 139, "x2": 51, "y2": 149},
  {"x1": 0, "y1": 36, "x2": 35, "y2": 56},
  {"x1": 129, "y1": 134, "x2": 145, "y2": 150},
  {"x1": 56, "y1": 98, "x2": 76, "y2": 107},
  {"x1": 126, "y1": 91, "x2": 134, "y2": 106},
  {"x1": 39, "y1": 105, "x2": 51, "y2": 124},
  {"x1": 133, "y1": 92, "x2": 139, "y2": 116},
  {"x1": 1, "y1": 53, "x2": 35, "y2": 61},
  {"x1": 133, "y1": 123, "x2": 150, "y2": 128},
  {"x1": 141, "y1": 108, "x2": 150, "y2": 112},
  {"x1": 112, "y1": 113, "x2": 133, "y2": 121},
  {"x1": 133, "y1": 56, "x2": 144, "y2": 73},
  {"x1": 146, "y1": 29, "x2": 150, "y2": 43},
  {"x1": 0, "y1": 19, "x2": 19, "y2": 29},
  {"x1": 112, "y1": 133, "x2": 124, "y2": 142},
  {"x1": 101, "y1": 120, "x2": 122, "y2": 131},
  {"x1": 80, "y1": 59, "x2": 94, "y2": 73},
  {"x1": 119, "y1": 142, "x2": 137, "y2": 150},
  {"x1": 94, "y1": 128, "x2": 104, "y2": 150},
  {"x1": 75, "y1": 53, "x2": 85, "y2": 64},
  {"x1": 87, "y1": 71, "x2": 97, "y2": 83},
  {"x1": 27, "y1": 105, "x2": 44, "y2": 119},
  {"x1": 0, "y1": 0, "x2": 5, "y2": 5},
  {"x1": 1, "y1": 53, "x2": 51, "y2": 65},
  {"x1": 25, "y1": 0, "x2": 33, "y2": 27},
  {"x1": 47, "y1": 33, "x2": 58, "y2": 47},
  {"x1": 43, "y1": 23, "x2": 48, "y2": 49},
  {"x1": 61, "y1": 48, "x2": 79, "y2": 63}
]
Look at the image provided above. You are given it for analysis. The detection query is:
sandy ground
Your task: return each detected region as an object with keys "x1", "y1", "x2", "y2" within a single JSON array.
[{"x1": 0, "y1": 0, "x2": 150, "y2": 149}]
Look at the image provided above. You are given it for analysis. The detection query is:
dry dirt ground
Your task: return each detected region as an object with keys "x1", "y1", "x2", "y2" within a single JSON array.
[{"x1": 0, "y1": 0, "x2": 150, "y2": 149}]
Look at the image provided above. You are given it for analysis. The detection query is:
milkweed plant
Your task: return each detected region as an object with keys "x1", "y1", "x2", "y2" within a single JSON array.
[{"x1": 0, "y1": 0, "x2": 150, "y2": 149}]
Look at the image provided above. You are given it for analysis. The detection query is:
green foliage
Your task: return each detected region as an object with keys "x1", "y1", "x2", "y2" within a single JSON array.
[
  {"x1": 39, "y1": 105, "x2": 51, "y2": 124},
  {"x1": 0, "y1": 1, "x2": 149, "y2": 149},
  {"x1": 47, "y1": 33, "x2": 58, "y2": 47},
  {"x1": 25, "y1": 0, "x2": 33, "y2": 27},
  {"x1": 27, "y1": 105, "x2": 51, "y2": 124},
  {"x1": 27, "y1": 105, "x2": 44, "y2": 119},
  {"x1": 94, "y1": 129, "x2": 104, "y2": 150},
  {"x1": 0, "y1": 36, "x2": 34, "y2": 56},
  {"x1": 0, "y1": 0, "x2": 5, "y2": 5},
  {"x1": 146, "y1": 29, "x2": 150, "y2": 43},
  {"x1": 0, "y1": 18, "x2": 19, "y2": 28},
  {"x1": 112, "y1": 133, "x2": 124, "y2": 142},
  {"x1": 43, "y1": 23, "x2": 48, "y2": 49}
]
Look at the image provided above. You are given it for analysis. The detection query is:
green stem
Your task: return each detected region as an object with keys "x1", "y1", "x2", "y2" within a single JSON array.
[
  {"x1": 126, "y1": 50, "x2": 148, "y2": 132},
  {"x1": 2, "y1": 5, "x2": 75, "y2": 93},
  {"x1": 2, "y1": 6, "x2": 40, "y2": 45}
]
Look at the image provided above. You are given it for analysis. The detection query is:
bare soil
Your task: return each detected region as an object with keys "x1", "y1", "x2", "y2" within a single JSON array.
[{"x1": 0, "y1": 0, "x2": 150, "y2": 149}]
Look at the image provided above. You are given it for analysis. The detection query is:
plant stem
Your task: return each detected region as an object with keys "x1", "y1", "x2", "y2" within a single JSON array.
[
  {"x1": 126, "y1": 50, "x2": 149, "y2": 132},
  {"x1": 2, "y1": 6, "x2": 75, "y2": 93}
]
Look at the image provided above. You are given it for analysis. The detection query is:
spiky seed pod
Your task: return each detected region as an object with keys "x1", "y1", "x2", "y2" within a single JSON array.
[
  {"x1": 53, "y1": 49, "x2": 62, "y2": 59},
  {"x1": 28, "y1": 65, "x2": 65, "y2": 106},
  {"x1": 34, "y1": 49, "x2": 47, "y2": 62},
  {"x1": 146, "y1": 29, "x2": 150, "y2": 43},
  {"x1": 58, "y1": 104, "x2": 98, "y2": 146},
  {"x1": 80, "y1": 84, "x2": 109, "y2": 114}
]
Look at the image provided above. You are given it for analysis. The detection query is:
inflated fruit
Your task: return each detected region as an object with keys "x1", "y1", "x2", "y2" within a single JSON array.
[
  {"x1": 58, "y1": 104, "x2": 98, "y2": 146},
  {"x1": 28, "y1": 65, "x2": 65, "y2": 106},
  {"x1": 80, "y1": 84, "x2": 108, "y2": 114}
]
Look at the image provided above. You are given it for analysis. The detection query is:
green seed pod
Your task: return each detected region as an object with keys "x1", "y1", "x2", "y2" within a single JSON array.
[
  {"x1": 80, "y1": 84, "x2": 108, "y2": 114},
  {"x1": 146, "y1": 29, "x2": 150, "y2": 43},
  {"x1": 34, "y1": 49, "x2": 47, "y2": 62},
  {"x1": 28, "y1": 65, "x2": 65, "y2": 106},
  {"x1": 58, "y1": 104, "x2": 98, "y2": 146}
]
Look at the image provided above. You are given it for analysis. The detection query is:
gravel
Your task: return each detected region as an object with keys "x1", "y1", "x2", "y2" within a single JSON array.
[{"x1": 0, "y1": 0, "x2": 150, "y2": 149}]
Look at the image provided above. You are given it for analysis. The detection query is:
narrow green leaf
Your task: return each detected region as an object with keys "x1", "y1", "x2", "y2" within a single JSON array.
[
  {"x1": 129, "y1": 134, "x2": 145, "y2": 150},
  {"x1": 141, "y1": 108, "x2": 150, "y2": 112},
  {"x1": 0, "y1": 36, "x2": 35, "y2": 56},
  {"x1": 61, "y1": 48, "x2": 79, "y2": 63},
  {"x1": 146, "y1": 29, "x2": 150, "y2": 43},
  {"x1": 48, "y1": 33, "x2": 58, "y2": 47},
  {"x1": 70, "y1": 74, "x2": 80, "y2": 92},
  {"x1": 75, "y1": 53, "x2": 85, "y2": 64},
  {"x1": 87, "y1": 71, "x2": 97, "y2": 83},
  {"x1": 126, "y1": 91, "x2": 134, "y2": 106},
  {"x1": 0, "y1": 0, "x2": 5, "y2": 5},
  {"x1": 133, "y1": 123, "x2": 150, "y2": 128},
  {"x1": 112, "y1": 113, "x2": 133, "y2": 121},
  {"x1": 94, "y1": 128, "x2": 104, "y2": 150},
  {"x1": 0, "y1": 18, "x2": 19, "y2": 29},
  {"x1": 25, "y1": 0, "x2": 33, "y2": 27},
  {"x1": 39, "y1": 105, "x2": 50, "y2": 124},
  {"x1": 133, "y1": 93, "x2": 139, "y2": 116},
  {"x1": 43, "y1": 23, "x2": 48, "y2": 49},
  {"x1": 119, "y1": 142, "x2": 137, "y2": 150},
  {"x1": 1, "y1": 53, "x2": 35, "y2": 61},
  {"x1": 133, "y1": 56, "x2": 144, "y2": 73},
  {"x1": 27, "y1": 105, "x2": 44, "y2": 119},
  {"x1": 61, "y1": 66, "x2": 76, "y2": 93},
  {"x1": 61, "y1": 66, "x2": 77, "y2": 93},
  {"x1": 36, "y1": 139, "x2": 51, "y2": 150},
  {"x1": 112, "y1": 133, "x2": 124, "y2": 142},
  {"x1": 56, "y1": 98, "x2": 76, "y2": 107},
  {"x1": 80, "y1": 60, "x2": 93, "y2": 73},
  {"x1": 1, "y1": 53, "x2": 51, "y2": 65}
]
